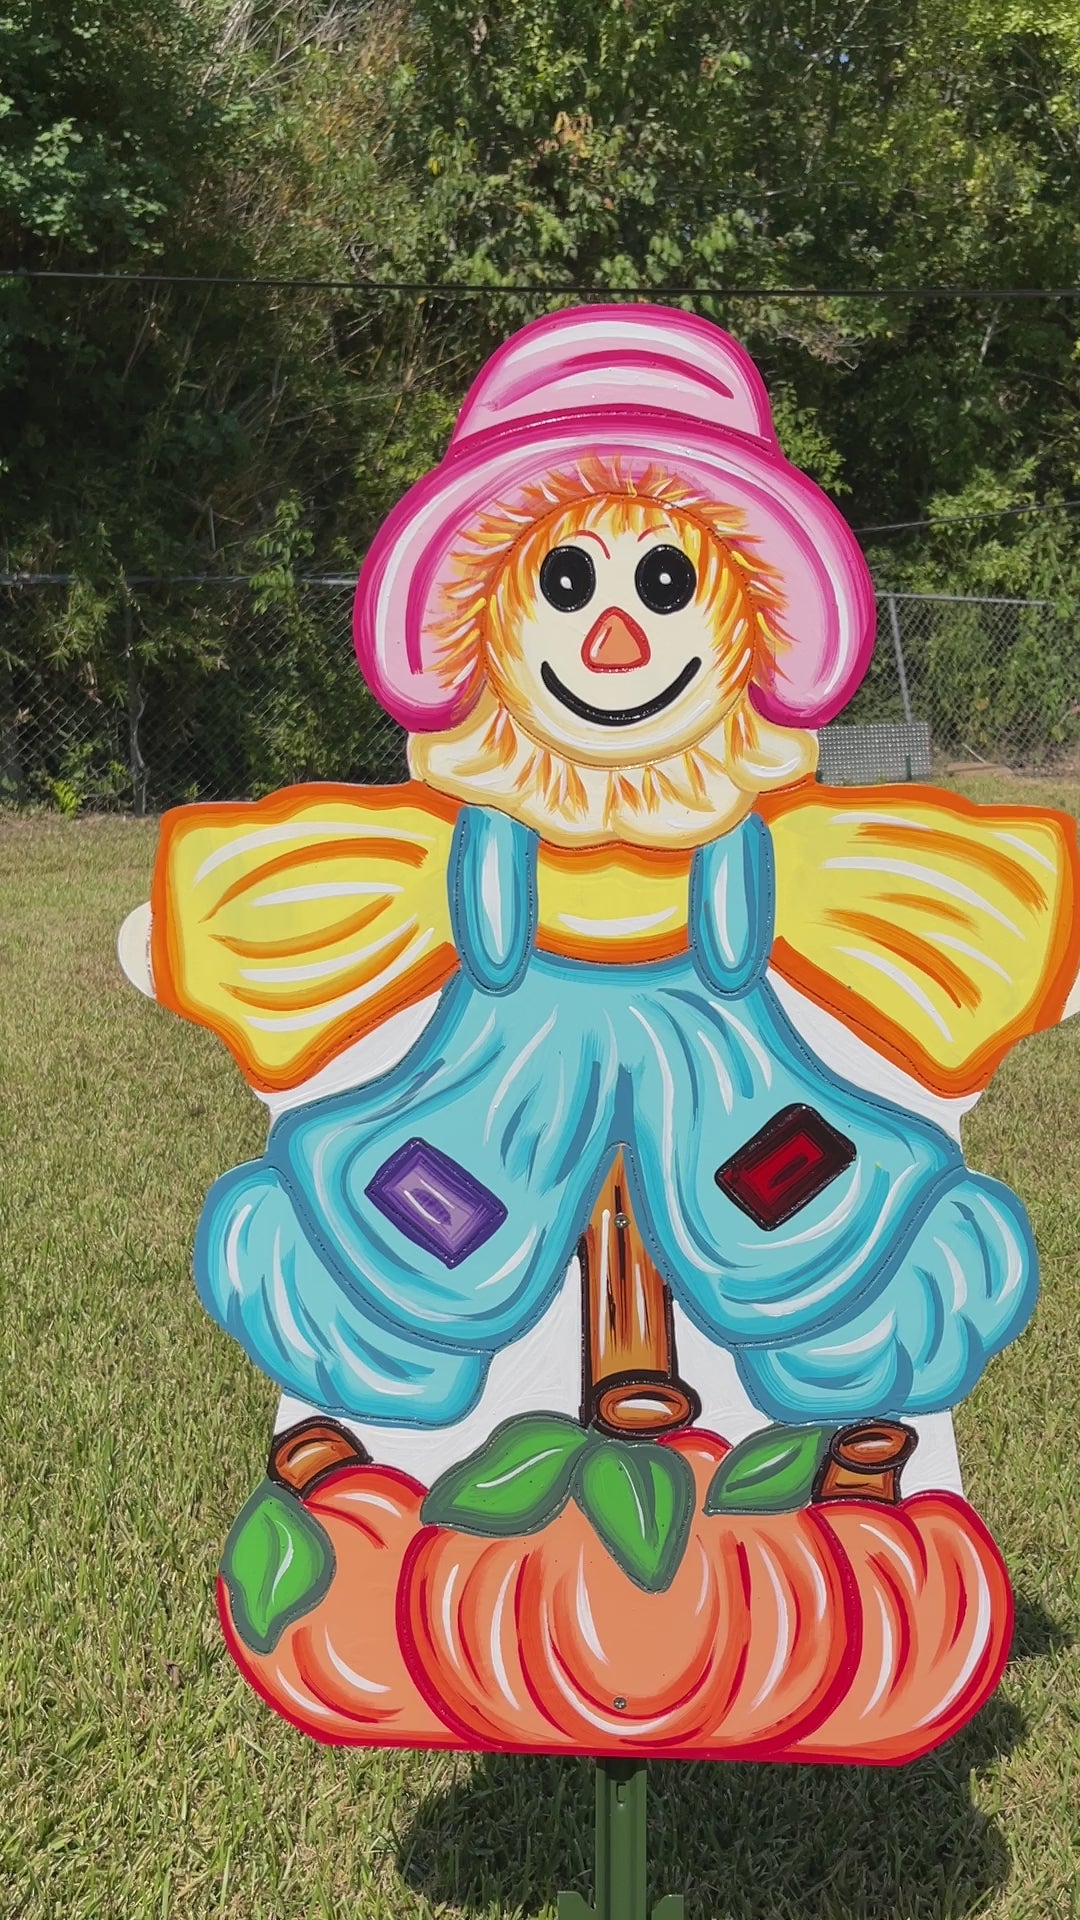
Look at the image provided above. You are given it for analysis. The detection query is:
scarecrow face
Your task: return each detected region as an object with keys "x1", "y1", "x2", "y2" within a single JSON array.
[{"x1": 487, "y1": 504, "x2": 756, "y2": 768}]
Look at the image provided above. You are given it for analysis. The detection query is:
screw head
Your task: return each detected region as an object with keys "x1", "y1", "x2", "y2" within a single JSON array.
[{"x1": 612, "y1": 1696, "x2": 627, "y2": 1710}]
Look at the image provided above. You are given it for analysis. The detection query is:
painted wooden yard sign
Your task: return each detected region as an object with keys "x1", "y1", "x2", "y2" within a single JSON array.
[{"x1": 121, "y1": 306, "x2": 1080, "y2": 1778}]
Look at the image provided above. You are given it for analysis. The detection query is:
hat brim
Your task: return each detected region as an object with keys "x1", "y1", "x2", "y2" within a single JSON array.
[{"x1": 353, "y1": 409, "x2": 875, "y2": 732}]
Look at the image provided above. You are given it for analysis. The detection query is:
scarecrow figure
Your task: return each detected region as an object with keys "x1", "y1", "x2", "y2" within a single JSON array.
[{"x1": 126, "y1": 305, "x2": 1078, "y2": 1451}]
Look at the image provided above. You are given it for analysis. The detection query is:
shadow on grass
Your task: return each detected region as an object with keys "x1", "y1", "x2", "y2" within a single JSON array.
[
  {"x1": 1008, "y1": 1587, "x2": 1074, "y2": 1661},
  {"x1": 397, "y1": 1598, "x2": 1063, "y2": 1920}
]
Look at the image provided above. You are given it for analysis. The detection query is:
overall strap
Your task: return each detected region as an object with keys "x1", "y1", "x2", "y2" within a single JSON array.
[
  {"x1": 448, "y1": 805, "x2": 539, "y2": 993},
  {"x1": 689, "y1": 811, "x2": 775, "y2": 995}
]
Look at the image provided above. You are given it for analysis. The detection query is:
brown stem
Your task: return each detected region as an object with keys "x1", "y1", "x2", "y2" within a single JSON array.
[
  {"x1": 268, "y1": 1419, "x2": 369, "y2": 1496},
  {"x1": 580, "y1": 1151, "x2": 699, "y2": 1437},
  {"x1": 813, "y1": 1420, "x2": 917, "y2": 1507}
]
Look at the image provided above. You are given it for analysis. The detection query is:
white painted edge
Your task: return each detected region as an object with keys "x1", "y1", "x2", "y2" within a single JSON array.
[{"x1": 117, "y1": 902, "x2": 155, "y2": 999}]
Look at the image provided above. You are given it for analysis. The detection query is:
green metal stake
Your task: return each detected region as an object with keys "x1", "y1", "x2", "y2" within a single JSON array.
[{"x1": 558, "y1": 1758, "x2": 685, "y2": 1920}]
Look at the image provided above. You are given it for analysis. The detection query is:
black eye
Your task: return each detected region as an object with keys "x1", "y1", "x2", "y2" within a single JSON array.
[
  {"x1": 635, "y1": 544, "x2": 696, "y2": 615},
  {"x1": 539, "y1": 544, "x2": 596, "y2": 613}
]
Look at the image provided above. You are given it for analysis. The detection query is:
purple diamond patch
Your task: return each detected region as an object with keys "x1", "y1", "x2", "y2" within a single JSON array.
[{"x1": 365, "y1": 1138, "x2": 507, "y2": 1268}]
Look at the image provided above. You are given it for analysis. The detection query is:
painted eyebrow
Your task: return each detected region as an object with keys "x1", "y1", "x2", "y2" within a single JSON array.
[
  {"x1": 573, "y1": 529, "x2": 611, "y2": 558},
  {"x1": 636, "y1": 526, "x2": 669, "y2": 543}
]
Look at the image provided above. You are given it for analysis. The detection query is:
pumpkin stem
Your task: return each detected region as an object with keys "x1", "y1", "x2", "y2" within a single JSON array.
[
  {"x1": 268, "y1": 1418, "x2": 369, "y2": 1496},
  {"x1": 812, "y1": 1419, "x2": 917, "y2": 1507},
  {"x1": 580, "y1": 1151, "x2": 699, "y2": 1437}
]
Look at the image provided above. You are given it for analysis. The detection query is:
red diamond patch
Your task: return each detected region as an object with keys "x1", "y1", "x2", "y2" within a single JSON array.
[{"x1": 716, "y1": 1104, "x2": 856, "y2": 1230}]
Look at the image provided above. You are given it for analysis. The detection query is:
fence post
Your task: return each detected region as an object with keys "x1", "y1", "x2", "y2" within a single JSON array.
[
  {"x1": 886, "y1": 594, "x2": 914, "y2": 727},
  {"x1": 124, "y1": 599, "x2": 148, "y2": 817}
]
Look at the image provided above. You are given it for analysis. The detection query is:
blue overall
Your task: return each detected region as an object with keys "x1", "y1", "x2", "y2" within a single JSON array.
[{"x1": 195, "y1": 806, "x2": 1037, "y2": 1429}]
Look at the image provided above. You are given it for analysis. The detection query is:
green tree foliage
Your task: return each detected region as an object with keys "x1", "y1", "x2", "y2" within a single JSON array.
[
  {"x1": 3, "y1": 0, "x2": 1080, "y2": 800},
  {"x1": 369, "y1": 0, "x2": 1080, "y2": 545},
  {"x1": 1, "y1": 0, "x2": 390, "y2": 572}
]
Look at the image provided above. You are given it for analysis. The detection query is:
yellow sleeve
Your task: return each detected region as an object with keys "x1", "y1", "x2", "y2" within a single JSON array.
[
  {"x1": 761, "y1": 781, "x2": 1080, "y2": 1096},
  {"x1": 150, "y1": 781, "x2": 460, "y2": 1093}
]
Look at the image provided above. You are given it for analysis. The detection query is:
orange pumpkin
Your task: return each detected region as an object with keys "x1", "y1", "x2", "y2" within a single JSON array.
[
  {"x1": 217, "y1": 1437, "x2": 461, "y2": 1750},
  {"x1": 791, "y1": 1491, "x2": 1012, "y2": 1763},
  {"x1": 218, "y1": 1420, "x2": 1012, "y2": 1764},
  {"x1": 402, "y1": 1430, "x2": 855, "y2": 1756}
]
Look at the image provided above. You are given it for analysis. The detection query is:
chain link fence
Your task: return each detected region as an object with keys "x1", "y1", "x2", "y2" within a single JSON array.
[
  {"x1": 0, "y1": 576, "x2": 406, "y2": 816},
  {"x1": 840, "y1": 592, "x2": 1079, "y2": 769},
  {"x1": 2, "y1": 577, "x2": 1077, "y2": 813}
]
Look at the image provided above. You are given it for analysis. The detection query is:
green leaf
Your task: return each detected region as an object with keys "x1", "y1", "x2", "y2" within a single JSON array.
[
  {"x1": 575, "y1": 1440, "x2": 694, "y2": 1594},
  {"x1": 220, "y1": 1482, "x2": 334, "y2": 1655},
  {"x1": 704, "y1": 1425, "x2": 832, "y2": 1515},
  {"x1": 421, "y1": 1413, "x2": 590, "y2": 1537}
]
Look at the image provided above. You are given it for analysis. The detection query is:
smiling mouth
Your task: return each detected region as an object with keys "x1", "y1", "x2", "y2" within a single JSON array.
[{"x1": 540, "y1": 658, "x2": 702, "y2": 726}]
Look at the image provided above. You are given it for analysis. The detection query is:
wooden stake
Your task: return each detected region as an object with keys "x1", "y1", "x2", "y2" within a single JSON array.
[{"x1": 579, "y1": 1151, "x2": 699, "y2": 1437}]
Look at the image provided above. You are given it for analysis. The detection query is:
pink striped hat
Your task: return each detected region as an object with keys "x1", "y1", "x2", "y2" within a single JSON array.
[{"x1": 353, "y1": 304, "x2": 875, "y2": 731}]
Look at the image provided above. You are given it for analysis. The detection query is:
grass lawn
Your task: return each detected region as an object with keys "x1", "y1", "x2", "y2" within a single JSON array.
[{"x1": 2, "y1": 778, "x2": 1080, "y2": 1920}]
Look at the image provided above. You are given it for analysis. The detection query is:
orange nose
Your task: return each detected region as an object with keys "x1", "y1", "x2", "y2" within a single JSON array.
[{"x1": 581, "y1": 607, "x2": 651, "y2": 672}]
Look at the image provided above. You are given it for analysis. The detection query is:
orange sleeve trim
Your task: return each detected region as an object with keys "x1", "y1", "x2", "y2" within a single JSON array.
[{"x1": 534, "y1": 924, "x2": 689, "y2": 965}]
